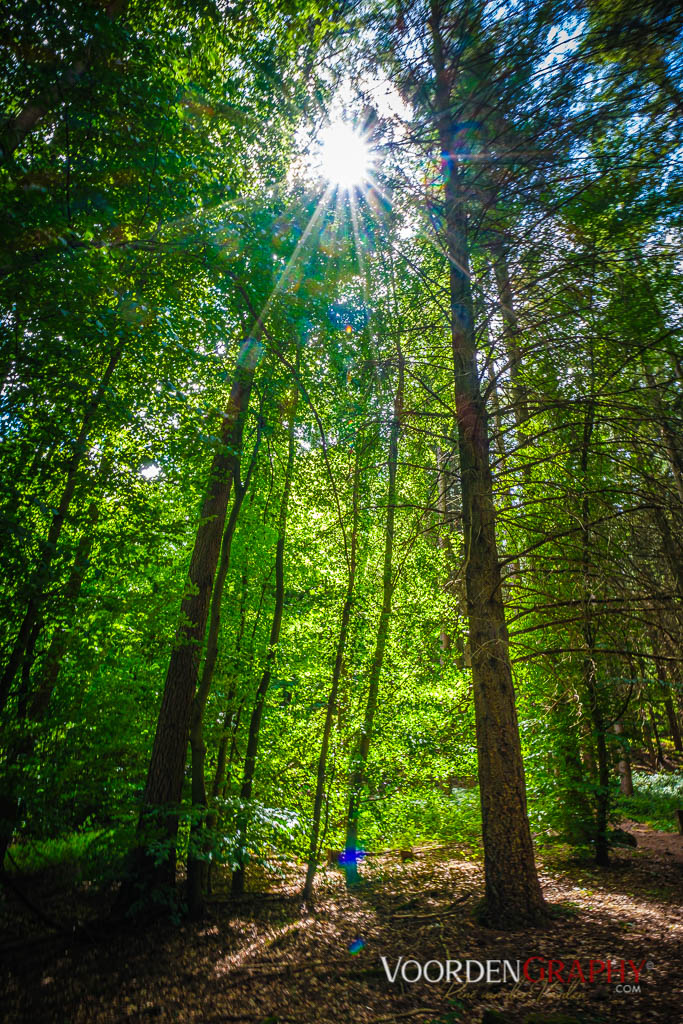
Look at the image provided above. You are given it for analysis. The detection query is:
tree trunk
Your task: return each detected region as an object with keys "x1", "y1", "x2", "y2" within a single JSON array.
[
  {"x1": 210, "y1": 570, "x2": 250, "y2": 811},
  {"x1": 613, "y1": 720, "x2": 633, "y2": 797},
  {"x1": 28, "y1": 497, "x2": 100, "y2": 720},
  {"x1": 641, "y1": 710, "x2": 657, "y2": 768},
  {"x1": 125, "y1": 337, "x2": 260, "y2": 903},
  {"x1": 643, "y1": 368, "x2": 683, "y2": 507},
  {"x1": 0, "y1": 343, "x2": 122, "y2": 713},
  {"x1": 577, "y1": 394, "x2": 610, "y2": 867},
  {"x1": 187, "y1": 423, "x2": 262, "y2": 916},
  {"x1": 664, "y1": 695, "x2": 683, "y2": 752},
  {"x1": 649, "y1": 706, "x2": 665, "y2": 767},
  {"x1": 231, "y1": 379, "x2": 298, "y2": 898},
  {"x1": 491, "y1": 240, "x2": 529, "y2": 427},
  {"x1": 429, "y1": 3, "x2": 545, "y2": 927},
  {"x1": 651, "y1": 637, "x2": 683, "y2": 752},
  {"x1": 344, "y1": 352, "x2": 403, "y2": 884},
  {"x1": 585, "y1": 658, "x2": 610, "y2": 866},
  {"x1": 436, "y1": 443, "x2": 452, "y2": 664},
  {"x1": 303, "y1": 446, "x2": 361, "y2": 903},
  {"x1": 0, "y1": 472, "x2": 107, "y2": 867}
]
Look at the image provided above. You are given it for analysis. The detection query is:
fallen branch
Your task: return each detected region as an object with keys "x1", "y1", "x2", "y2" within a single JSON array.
[
  {"x1": 392, "y1": 894, "x2": 471, "y2": 919},
  {"x1": 373, "y1": 1008, "x2": 443, "y2": 1023}
]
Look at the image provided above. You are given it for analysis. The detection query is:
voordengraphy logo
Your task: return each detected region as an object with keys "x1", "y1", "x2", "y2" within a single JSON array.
[{"x1": 379, "y1": 957, "x2": 650, "y2": 987}]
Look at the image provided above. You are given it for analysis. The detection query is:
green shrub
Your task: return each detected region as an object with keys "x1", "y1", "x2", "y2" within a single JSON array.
[{"x1": 617, "y1": 771, "x2": 683, "y2": 832}]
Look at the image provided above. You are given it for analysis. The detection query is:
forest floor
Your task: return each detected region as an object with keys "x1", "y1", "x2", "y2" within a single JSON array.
[{"x1": 1, "y1": 829, "x2": 682, "y2": 1024}]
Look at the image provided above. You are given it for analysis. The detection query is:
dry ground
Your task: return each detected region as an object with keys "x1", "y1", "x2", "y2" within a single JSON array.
[{"x1": 1, "y1": 829, "x2": 682, "y2": 1024}]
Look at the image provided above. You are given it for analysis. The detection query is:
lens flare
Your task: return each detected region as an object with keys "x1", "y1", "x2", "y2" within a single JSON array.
[{"x1": 319, "y1": 122, "x2": 370, "y2": 189}]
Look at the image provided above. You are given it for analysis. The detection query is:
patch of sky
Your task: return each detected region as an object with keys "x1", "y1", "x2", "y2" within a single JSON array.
[{"x1": 532, "y1": 17, "x2": 585, "y2": 89}]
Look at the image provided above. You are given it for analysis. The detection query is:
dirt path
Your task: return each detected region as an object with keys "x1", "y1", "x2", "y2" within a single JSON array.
[{"x1": 622, "y1": 820, "x2": 683, "y2": 863}]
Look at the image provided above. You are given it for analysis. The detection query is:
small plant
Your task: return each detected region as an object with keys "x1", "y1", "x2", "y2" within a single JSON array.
[{"x1": 617, "y1": 771, "x2": 683, "y2": 832}]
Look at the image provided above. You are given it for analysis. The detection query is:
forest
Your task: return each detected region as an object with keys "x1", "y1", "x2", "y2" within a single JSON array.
[{"x1": 1, "y1": 1, "x2": 682, "y2": 1022}]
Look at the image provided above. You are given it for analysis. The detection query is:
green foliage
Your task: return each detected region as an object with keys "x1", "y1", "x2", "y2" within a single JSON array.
[
  {"x1": 617, "y1": 771, "x2": 683, "y2": 833},
  {"x1": 7, "y1": 825, "x2": 130, "y2": 883},
  {"x1": 360, "y1": 785, "x2": 482, "y2": 852}
]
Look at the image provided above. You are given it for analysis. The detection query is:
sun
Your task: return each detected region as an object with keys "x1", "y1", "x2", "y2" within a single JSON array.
[{"x1": 318, "y1": 121, "x2": 370, "y2": 189}]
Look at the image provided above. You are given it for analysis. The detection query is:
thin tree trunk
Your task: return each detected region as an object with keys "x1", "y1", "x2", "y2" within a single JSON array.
[
  {"x1": 231, "y1": 379, "x2": 298, "y2": 897},
  {"x1": 28, "y1": 497, "x2": 100, "y2": 720},
  {"x1": 491, "y1": 240, "x2": 529, "y2": 427},
  {"x1": 429, "y1": 3, "x2": 545, "y2": 926},
  {"x1": 651, "y1": 636, "x2": 683, "y2": 751},
  {"x1": 652, "y1": 505, "x2": 683, "y2": 604},
  {"x1": 664, "y1": 695, "x2": 683, "y2": 752},
  {"x1": 643, "y1": 368, "x2": 683, "y2": 507},
  {"x1": 344, "y1": 352, "x2": 403, "y2": 883},
  {"x1": 585, "y1": 657, "x2": 610, "y2": 866},
  {"x1": 613, "y1": 720, "x2": 633, "y2": 797},
  {"x1": 649, "y1": 706, "x2": 665, "y2": 767},
  {"x1": 641, "y1": 710, "x2": 657, "y2": 768},
  {"x1": 0, "y1": 469, "x2": 107, "y2": 866},
  {"x1": 0, "y1": 343, "x2": 122, "y2": 713},
  {"x1": 578, "y1": 394, "x2": 609, "y2": 866},
  {"x1": 303, "y1": 446, "x2": 361, "y2": 903},
  {"x1": 211, "y1": 570, "x2": 250, "y2": 808},
  {"x1": 124, "y1": 337, "x2": 261, "y2": 903},
  {"x1": 187, "y1": 422, "x2": 262, "y2": 916},
  {"x1": 436, "y1": 443, "x2": 452, "y2": 664}
]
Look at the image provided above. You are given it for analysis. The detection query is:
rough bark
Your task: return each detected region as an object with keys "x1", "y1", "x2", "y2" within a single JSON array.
[
  {"x1": 429, "y1": 2, "x2": 545, "y2": 927},
  {"x1": 125, "y1": 338, "x2": 260, "y2": 902}
]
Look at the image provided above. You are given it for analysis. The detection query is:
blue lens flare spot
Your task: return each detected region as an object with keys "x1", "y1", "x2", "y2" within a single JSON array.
[
  {"x1": 348, "y1": 938, "x2": 365, "y2": 955},
  {"x1": 338, "y1": 846, "x2": 366, "y2": 864}
]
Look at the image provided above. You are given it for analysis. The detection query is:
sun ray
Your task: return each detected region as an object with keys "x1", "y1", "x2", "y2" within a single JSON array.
[{"x1": 247, "y1": 183, "x2": 336, "y2": 334}]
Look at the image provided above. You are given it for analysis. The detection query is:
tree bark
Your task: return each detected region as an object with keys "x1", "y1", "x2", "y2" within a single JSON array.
[
  {"x1": 429, "y1": 2, "x2": 545, "y2": 926},
  {"x1": 187, "y1": 423, "x2": 262, "y2": 916},
  {"x1": 125, "y1": 337, "x2": 260, "y2": 903},
  {"x1": 231, "y1": 378, "x2": 298, "y2": 897},
  {"x1": 613, "y1": 720, "x2": 633, "y2": 797}
]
